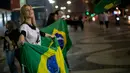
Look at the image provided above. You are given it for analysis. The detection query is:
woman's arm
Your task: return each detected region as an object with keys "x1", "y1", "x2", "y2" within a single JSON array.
[
  {"x1": 45, "y1": 33, "x2": 55, "y2": 38},
  {"x1": 18, "y1": 24, "x2": 27, "y2": 45},
  {"x1": 18, "y1": 34, "x2": 25, "y2": 46},
  {"x1": 40, "y1": 31, "x2": 55, "y2": 38}
]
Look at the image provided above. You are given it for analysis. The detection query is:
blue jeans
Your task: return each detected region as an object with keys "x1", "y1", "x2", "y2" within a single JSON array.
[{"x1": 5, "y1": 49, "x2": 18, "y2": 73}]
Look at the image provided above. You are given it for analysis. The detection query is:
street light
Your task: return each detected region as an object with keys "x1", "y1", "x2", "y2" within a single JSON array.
[
  {"x1": 125, "y1": 9, "x2": 129, "y2": 12},
  {"x1": 128, "y1": 16, "x2": 130, "y2": 24},
  {"x1": 67, "y1": 15, "x2": 70, "y2": 18},
  {"x1": 55, "y1": 5, "x2": 58, "y2": 9},
  {"x1": 68, "y1": 9, "x2": 71, "y2": 13},
  {"x1": 49, "y1": 0, "x2": 55, "y2": 4},
  {"x1": 60, "y1": 7, "x2": 66, "y2": 10},
  {"x1": 63, "y1": 7, "x2": 66, "y2": 10},
  {"x1": 60, "y1": 7, "x2": 64, "y2": 10},
  {"x1": 67, "y1": 1, "x2": 71, "y2": 5}
]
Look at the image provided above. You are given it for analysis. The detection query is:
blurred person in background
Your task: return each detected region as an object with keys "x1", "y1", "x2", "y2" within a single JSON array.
[
  {"x1": 46, "y1": 13, "x2": 58, "y2": 27},
  {"x1": 4, "y1": 20, "x2": 20, "y2": 73},
  {"x1": 104, "y1": 12, "x2": 109, "y2": 31},
  {"x1": 55, "y1": 10, "x2": 65, "y2": 19},
  {"x1": 98, "y1": 12, "x2": 104, "y2": 29},
  {"x1": 79, "y1": 15, "x2": 84, "y2": 31}
]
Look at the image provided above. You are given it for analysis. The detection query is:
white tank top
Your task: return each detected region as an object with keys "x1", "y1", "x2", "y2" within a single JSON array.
[{"x1": 20, "y1": 24, "x2": 41, "y2": 45}]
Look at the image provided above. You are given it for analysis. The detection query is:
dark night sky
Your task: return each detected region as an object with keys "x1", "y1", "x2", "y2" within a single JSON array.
[
  {"x1": 1, "y1": 0, "x2": 130, "y2": 11},
  {"x1": 56, "y1": 0, "x2": 86, "y2": 13},
  {"x1": 120, "y1": 0, "x2": 130, "y2": 7},
  {"x1": 0, "y1": 0, "x2": 86, "y2": 12},
  {"x1": 0, "y1": 0, "x2": 10, "y2": 10}
]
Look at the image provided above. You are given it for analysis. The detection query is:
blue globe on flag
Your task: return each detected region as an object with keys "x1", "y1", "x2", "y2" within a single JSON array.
[{"x1": 55, "y1": 33, "x2": 64, "y2": 49}]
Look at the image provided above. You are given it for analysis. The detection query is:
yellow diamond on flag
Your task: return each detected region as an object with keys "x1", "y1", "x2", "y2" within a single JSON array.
[{"x1": 104, "y1": 3, "x2": 114, "y2": 9}]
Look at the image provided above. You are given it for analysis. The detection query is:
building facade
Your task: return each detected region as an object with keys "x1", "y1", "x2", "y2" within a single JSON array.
[{"x1": 0, "y1": 0, "x2": 53, "y2": 27}]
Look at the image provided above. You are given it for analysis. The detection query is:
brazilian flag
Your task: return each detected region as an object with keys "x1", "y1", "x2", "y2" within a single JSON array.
[
  {"x1": 94, "y1": 0, "x2": 121, "y2": 14},
  {"x1": 40, "y1": 19, "x2": 72, "y2": 59},
  {"x1": 20, "y1": 37, "x2": 69, "y2": 73}
]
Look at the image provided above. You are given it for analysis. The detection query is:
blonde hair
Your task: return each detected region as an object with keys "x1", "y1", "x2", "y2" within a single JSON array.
[{"x1": 20, "y1": 4, "x2": 36, "y2": 26}]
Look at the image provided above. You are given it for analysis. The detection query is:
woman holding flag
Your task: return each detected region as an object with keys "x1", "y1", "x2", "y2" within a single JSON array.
[
  {"x1": 18, "y1": 4, "x2": 68, "y2": 73},
  {"x1": 18, "y1": 4, "x2": 54, "y2": 46}
]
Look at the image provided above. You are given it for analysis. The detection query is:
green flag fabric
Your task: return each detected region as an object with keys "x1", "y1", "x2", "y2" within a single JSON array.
[
  {"x1": 94, "y1": 0, "x2": 121, "y2": 14},
  {"x1": 20, "y1": 37, "x2": 69, "y2": 73},
  {"x1": 40, "y1": 19, "x2": 72, "y2": 58}
]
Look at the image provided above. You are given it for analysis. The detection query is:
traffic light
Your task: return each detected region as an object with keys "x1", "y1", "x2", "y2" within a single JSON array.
[
  {"x1": 91, "y1": 13, "x2": 95, "y2": 17},
  {"x1": 85, "y1": 11, "x2": 90, "y2": 15}
]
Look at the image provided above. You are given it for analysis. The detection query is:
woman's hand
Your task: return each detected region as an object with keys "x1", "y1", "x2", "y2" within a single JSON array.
[
  {"x1": 45, "y1": 33, "x2": 55, "y2": 39},
  {"x1": 50, "y1": 35, "x2": 55, "y2": 39},
  {"x1": 17, "y1": 40, "x2": 24, "y2": 46}
]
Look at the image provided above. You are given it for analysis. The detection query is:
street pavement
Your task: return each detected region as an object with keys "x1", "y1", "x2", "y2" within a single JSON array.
[
  {"x1": 68, "y1": 21, "x2": 130, "y2": 73},
  {"x1": 0, "y1": 21, "x2": 130, "y2": 73}
]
